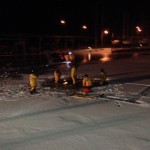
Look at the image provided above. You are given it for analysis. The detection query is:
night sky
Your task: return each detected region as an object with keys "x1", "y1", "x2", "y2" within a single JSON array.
[{"x1": 0, "y1": 0, "x2": 149, "y2": 37}]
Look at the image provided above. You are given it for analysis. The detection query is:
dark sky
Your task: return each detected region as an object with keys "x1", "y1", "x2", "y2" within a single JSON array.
[{"x1": 0, "y1": 0, "x2": 149, "y2": 37}]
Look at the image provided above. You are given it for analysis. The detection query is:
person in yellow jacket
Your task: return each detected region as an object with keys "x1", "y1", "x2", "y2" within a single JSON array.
[
  {"x1": 71, "y1": 65, "x2": 77, "y2": 85},
  {"x1": 82, "y1": 74, "x2": 93, "y2": 93},
  {"x1": 29, "y1": 71, "x2": 37, "y2": 94},
  {"x1": 54, "y1": 69, "x2": 61, "y2": 84}
]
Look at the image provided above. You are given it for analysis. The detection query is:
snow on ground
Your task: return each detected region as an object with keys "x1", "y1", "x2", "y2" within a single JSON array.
[{"x1": 0, "y1": 72, "x2": 149, "y2": 107}]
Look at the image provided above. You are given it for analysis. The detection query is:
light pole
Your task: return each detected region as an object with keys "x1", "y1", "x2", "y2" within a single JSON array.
[
  {"x1": 81, "y1": 25, "x2": 88, "y2": 36},
  {"x1": 60, "y1": 19, "x2": 66, "y2": 36},
  {"x1": 101, "y1": 29, "x2": 109, "y2": 48},
  {"x1": 136, "y1": 26, "x2": 142, "y2": 39}
]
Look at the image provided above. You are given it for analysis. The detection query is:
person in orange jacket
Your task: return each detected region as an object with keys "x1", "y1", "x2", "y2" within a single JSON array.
[
  {"x1": 82, "y1": 74, "x2": 93, "y2": 93},
  {"x1": 29, "y1": 70, "x2": 37, "y2": 94}
]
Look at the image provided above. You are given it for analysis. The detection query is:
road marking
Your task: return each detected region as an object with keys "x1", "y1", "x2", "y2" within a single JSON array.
[{"x1": 126, "y1": 83, "x2": 150, "y2": 87}]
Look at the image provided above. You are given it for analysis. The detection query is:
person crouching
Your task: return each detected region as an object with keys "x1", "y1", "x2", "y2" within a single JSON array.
[{"x1": 82, "y1": 74, "x2": 93, "y2": 93}]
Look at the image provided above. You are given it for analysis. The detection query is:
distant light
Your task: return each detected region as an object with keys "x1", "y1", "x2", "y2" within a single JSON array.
[
  {"x1": 61, "y1": 61, "x2": 71, "y2": 68},
  {"x1": 88, "y1": 53, "x2": 91, "y2": 61},
  {"x1": 100, "y1": 48, "x2": 112, "y2": 62},
  {"x1": 88, "y1": 46, "x2": 92, "y2": 49},
  {"x1": 111, "y1": 40, "x2": 120, "y2": 45},
  {"x1": 104, "y1": 30, "x2": 109, "y2": 34},
  {"x1": 136, "y1": 26, "x2": 142, "y2": 32},
  {"x1": 82, "y1": 25, "x2": 87, "y2": 29},
  {"x1": 60, "y1": 20, "x2": 66, "y2": 24},
  {"x1": 63, "y1": 79, "x2": 68, "y2": 85},
  {"x1": 100, "y1": 56, "x2": 111, "y2": 62}
]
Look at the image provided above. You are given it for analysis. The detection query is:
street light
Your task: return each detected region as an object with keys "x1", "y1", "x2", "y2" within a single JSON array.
[
  {"x1": 136, "y1": 26, "x2": 142, "y2": 39},
  {"x1": 60, "y1": 19, "x2": 66, "y2": 25},
  {"x1": 82, "y1": 25, "x2": 87, "y2": 30},
  {"x1": 60, "y1": 19, "x2": 67, "y2": 36},
  {"x1": 136, "y1": 26, "x2": 142, "y2": 32},
  {"x1": 101, "y1": 29, "x2": 109, "y2": 48}
]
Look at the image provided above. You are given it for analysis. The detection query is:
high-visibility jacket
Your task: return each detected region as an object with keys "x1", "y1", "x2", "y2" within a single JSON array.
[
  {"x1": 82, "y1": 77, "x2": 93, "y2": 87},
  {"x1": 29, "y1": 73, "x2": 37, "y2": 88}
]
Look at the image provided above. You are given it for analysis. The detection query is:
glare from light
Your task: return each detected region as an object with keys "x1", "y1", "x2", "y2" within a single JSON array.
[
  {"x1": 66, "y1": 61, "x2": 71, "y2": 68},
  {"x1": 104, "y1": 30, "x2": 109, "y2": 34},
  {"x1": 88, "y1": 53, "x2": 91, "y2": 61},
  {"x1": 88, "y1": 46, "x2": 92, "y2": 49},
  {"x1": 136, "y1": 26, "x2": 142, "y2": 32},
  {"x1": 100, "y1": 56, "x2": 111, "y2": 62},
  {"x1": 82, "y1": 25, "x2": 87, "y2": 29},
  {"x1": 100, "y1": 49, "x2": 112, "y2": 62},
  {"x1": 82, "y1": 55, "x2": 88, "y2": 62},
  {"x1": 60, "y1": 20, "x2": 66, "y2": 24}
]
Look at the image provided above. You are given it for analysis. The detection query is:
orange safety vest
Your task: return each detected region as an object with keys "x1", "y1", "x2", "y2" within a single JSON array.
[
  {"x1": 82, "y1": 77, "x2": 93, "y2": 87},
  {"x1": 29, "y1": 73, "x2": 37, "y2": 88}
]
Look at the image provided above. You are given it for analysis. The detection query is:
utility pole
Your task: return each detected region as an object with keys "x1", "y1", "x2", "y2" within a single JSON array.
[
  {"x1": 122, "y1": 9, "x2": 129, "y2": 39},
  {"x1": 100, "y1": 1, "x2": 104, "y2": 48},
  {"x1": 94, "y1": 1, "x2": 99, "y2": 48}
]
